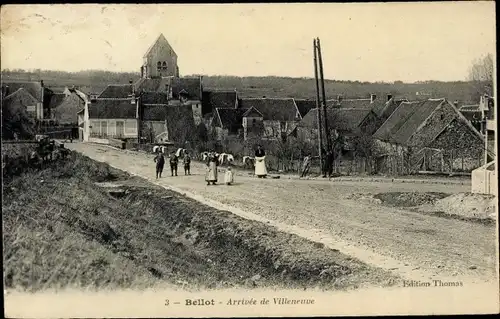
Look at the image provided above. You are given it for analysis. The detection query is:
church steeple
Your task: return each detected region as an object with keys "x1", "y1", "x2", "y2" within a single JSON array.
[{"x1": 142, "y1": 33, "x2": 178, "y2": 79}]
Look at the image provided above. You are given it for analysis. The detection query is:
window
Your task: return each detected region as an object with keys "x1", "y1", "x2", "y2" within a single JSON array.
[
  {"x1": 157, "y1": 61, "x2": 162, "y2": 72},
  {"x1": 162, "y1": 61, "x2": 168, "y2": 71},
  {"x1": 252, "y1": 119, "x2": 256, "y2": 124}
]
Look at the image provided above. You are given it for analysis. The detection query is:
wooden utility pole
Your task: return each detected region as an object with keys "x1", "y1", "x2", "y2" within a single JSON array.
[
  {"x1": 316, "y1": 38, "x2": 331, "y2": 153},
  {"x1": 313, "y1": 39, "x2": 324, "y2": 170}
]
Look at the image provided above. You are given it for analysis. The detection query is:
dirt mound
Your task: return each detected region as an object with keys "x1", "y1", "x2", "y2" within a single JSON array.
[
  {"x1": 374, "y1": 192, "x2": 450, "y2": 207},
  {"x1": 419, "y1": 193, "x2": 497, "y2": 222}
]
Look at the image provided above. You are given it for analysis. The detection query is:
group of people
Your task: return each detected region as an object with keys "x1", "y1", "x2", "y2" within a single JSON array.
[
  {"x1": 153, "y1": 149, "x2": 191, "y2": 179},
  {"x1": 153, "y1": 145, "x2": 269, "y2": 186}
]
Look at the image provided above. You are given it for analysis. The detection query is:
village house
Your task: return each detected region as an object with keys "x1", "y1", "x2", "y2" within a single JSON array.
[
  {"x1": 237, "y1": 97, "x2": 302, "y2": 140},
  {"x1": 458, "y1": 103, "x2": 482, "y2": 132},
  {"x1": 49, "y1": 86, "x2": 87, "y2": 125},
  {"x1": 1, "y1": 80, "x2": 54, "y2": 120},
  {"x1": 372, "y1": 98, "x2": 490, "y2": 174}
]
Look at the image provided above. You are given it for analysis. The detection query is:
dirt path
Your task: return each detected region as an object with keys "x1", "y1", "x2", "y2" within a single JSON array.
[{"x1": 67, "y1": 143, "x2": 497, "y2": 284}]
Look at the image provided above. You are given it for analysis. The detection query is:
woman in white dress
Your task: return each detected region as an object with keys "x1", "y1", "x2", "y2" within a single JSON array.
[
  {"x1": 254, "y1": 145, "x2": 267, "y2": 178},
  {"x1": 205, "y1": 152, "x2": 218, "y2": 185}
]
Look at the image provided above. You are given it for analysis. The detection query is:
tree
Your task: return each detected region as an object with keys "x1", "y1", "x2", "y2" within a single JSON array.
[{"x1": 468, "y1": 53, "x2": 493, "y2": 99}]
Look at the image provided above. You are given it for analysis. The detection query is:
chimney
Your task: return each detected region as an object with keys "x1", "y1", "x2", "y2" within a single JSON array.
[
  {"x1": 370, "y1": 94, "x2": 377, "y2": 103},
  {"x1": 453, "y1": 100, "x2": 459, "y2": 107},
  {"x1": 337, "y1": 94, "x2": 343, "y2": 103},
  {"x1": 387, "y1": 94, "x2": 393, "y2": 101},
  {"x1": 40, "y1": 80, "x2": 44, "y2": 87}
]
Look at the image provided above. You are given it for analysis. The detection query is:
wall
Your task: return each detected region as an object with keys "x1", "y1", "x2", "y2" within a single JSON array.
[
  {"x1": 89, "y1": 118, "x2": 138, "y2": 139},
  {"x1": 191, "y1": 103, "x2": 202, "y2": 126},
  {"x1": 471, "y1": 162, "x2": 497, "y2": 195},
  {"x1": 243, "y1": 116, "x2": 263, "y2": 140},
  {"x1": 144, "y1": 39, "x2": 177, "y2": 78}
]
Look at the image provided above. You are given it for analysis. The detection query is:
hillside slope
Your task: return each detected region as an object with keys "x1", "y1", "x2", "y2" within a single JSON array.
[{"x1": 2, "y1": 70, "x2": 479, "y2": 103}]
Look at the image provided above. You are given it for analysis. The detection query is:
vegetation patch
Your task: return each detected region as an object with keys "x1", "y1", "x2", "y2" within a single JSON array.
[{"x1": 373, "y1": 192, "x2": 450, "y2": 207}]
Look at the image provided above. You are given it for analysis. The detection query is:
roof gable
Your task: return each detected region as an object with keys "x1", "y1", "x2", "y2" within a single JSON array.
[
  {"x1": 52, "y1": 93, "x2": 85, "y2": 124},
  {"x1": 215, "y1": 107, "x2": 249, "y2": 129},
  {"x1": 294, "y1": 99, "x2": 317, "y2": 118},
  {"x1": 242, "y1": 106, "x2": 263, "y2": 117},
  {"x1": 2, "y1": 88, "x2": 39, "y2": 107},
  {"x1": 48, "y1": 93, "x2": 67, "y2": 109},
  {"x1": 238, "y1": 98, "x2": 299, "y2": 121},
  {"x1": 143, "y1": 33, "x2": 177, "y2": 58},
  {"x1": 98, "y1": 84, "x2": 133, "y2": 99},
  {"x1": 2, "y1": 82, "x2": 45, "y2": 102}
]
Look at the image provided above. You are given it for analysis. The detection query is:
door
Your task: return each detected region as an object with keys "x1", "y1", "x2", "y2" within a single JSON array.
[{"x1": 116, "y1": 121, "x2": 124, "y2": 138}]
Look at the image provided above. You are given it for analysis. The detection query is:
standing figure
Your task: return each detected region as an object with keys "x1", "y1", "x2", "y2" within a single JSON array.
[
  {"x1": 169, "y1": 152, "x2": 178, "y2": 176},
  {"x1": 300, "y1": 153, "x2": 312, "y2": 178},
  {"x1": 154, "y1": 150, "x2": 165, "y2": 179},
  {"x1": 205, "y1": 152, "x2": 218, "y2": 185},
  {"x1": 183, "y1": 152, "x2": 191, "y2": 175},
  {"x1": 254, "y1": 145, "x2": 267, "y2": 178},
  {"x1": 325, "y1": 148, "x2": 335, "y2": 177},
  {"x1": 224, "y1": 166, "x2": 234, "y2": 185}
]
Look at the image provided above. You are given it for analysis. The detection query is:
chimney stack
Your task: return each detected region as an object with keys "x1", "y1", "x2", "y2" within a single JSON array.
[
  {"x1": 337, "y1": 94, "x2": 343, "y2": 103},
  {"x1": 453, "y1": 100, "x2": 459, "y2": 107},
  {"x1": 40, "y1": 80, "x2": 44, "y2": 87},
  {"x1": 370, "y1": 94, "x2": 377, "y2": 103},
  {"x1": 387, "y1": 94, "x2": 393, "y2": 101}
]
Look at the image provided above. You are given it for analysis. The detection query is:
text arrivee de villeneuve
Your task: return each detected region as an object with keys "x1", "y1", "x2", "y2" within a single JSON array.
[{"x1": 185, "y1": 298, "x2": 315, "y2": 306}]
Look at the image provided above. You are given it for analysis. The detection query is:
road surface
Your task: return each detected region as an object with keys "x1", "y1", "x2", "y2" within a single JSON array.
[{"x1": 67, "y1": 142, "x2": 497, "y2": 284}]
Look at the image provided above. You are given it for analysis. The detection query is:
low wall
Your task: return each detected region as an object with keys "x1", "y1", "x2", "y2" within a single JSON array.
[
  {"x1": 471, "y1": 162, "x2": 497, "y2": 195},
  {"x1": 88, "y1": 137, "x2": 110, "y2": 145}
]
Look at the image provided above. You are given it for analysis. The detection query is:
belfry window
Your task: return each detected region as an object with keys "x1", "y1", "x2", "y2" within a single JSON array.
[
  {"x1": 162, "y1": 61, "x2": 168, "y2": 71},
  {"x1": 157, "y1": 61, "x2": 162, "y2": 72}
]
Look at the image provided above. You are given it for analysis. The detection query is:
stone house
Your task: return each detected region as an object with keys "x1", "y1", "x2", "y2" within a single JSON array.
[
  {"x1": 237, "y1": 97, "x2": 302, "y2": 140},
  {"x1": 372, "y1": 98, "x2": 489, "y2": 173},
  {"x1": 49, "y1": 87, "x2": 87, "y2": 125}
]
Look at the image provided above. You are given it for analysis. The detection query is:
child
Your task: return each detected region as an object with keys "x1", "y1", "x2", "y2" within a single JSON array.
[{"x1": 224, "y1": 166, "x2": 234, "y2": 185}]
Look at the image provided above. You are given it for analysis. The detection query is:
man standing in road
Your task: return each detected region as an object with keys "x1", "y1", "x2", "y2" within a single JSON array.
[
  {"x1": 154, "y1": 149, "x2": 165, "y2": 179},
  {"x1": 183, "y1": 151, "x2": 191, "y2": 175},
  {"x1": 169, "y1": 152, "x2": 178, "y2": 176}
]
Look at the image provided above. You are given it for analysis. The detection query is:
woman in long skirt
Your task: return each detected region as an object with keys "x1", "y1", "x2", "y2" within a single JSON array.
[
  {"x1": 205, "y1": 153, "x2": 218, "y2": 185},
  {"x1": 254, "y1": 145, "x2": 267, "y2": 178}
]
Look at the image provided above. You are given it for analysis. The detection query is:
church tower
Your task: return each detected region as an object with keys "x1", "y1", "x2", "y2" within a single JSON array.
[{"x1": 141, "y1": 34, "x2": 179, "y2": 79}]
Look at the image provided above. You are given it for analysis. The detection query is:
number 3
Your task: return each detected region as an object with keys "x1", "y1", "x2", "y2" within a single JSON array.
[{"x1": 165, "y1": 299, "x2": 170, "y2": 306}]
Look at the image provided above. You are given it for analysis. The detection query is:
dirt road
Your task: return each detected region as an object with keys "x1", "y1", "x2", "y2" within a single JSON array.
[{"x1": 67, "y1": 143, "x2": 497, "y2": 284}]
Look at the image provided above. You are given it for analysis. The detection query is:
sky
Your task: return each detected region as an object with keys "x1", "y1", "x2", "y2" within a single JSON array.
[{"x1": 0, "y1": 2, "x2": 496, "y2": 83}]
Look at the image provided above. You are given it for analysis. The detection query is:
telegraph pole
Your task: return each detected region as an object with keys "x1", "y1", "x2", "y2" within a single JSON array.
[
  {"x1": 314, "y1": 39, "x2": 324, "y2": 171},
  {"x1": 316, "y1": 38, "x2": 331, "y2": 153}
]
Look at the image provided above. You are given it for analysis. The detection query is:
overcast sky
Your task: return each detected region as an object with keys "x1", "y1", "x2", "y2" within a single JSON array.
[{"x1": 1, "y1": 3, "x2": 496, "y2": 82}]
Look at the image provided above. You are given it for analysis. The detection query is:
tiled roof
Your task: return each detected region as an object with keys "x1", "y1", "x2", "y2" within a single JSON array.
[
  {"x1": 143, "y1": 104, "x2": 169, "y2": 121},
  {"x1": 48, "y1": 93, "x2": 67, "y2": 109},
  {"x1": 238, "y1": 98, "x2": 299, "y2": 121},
  {"x1": 391, "y1": 99, "x2": 445, "y2": 145},
  {"x1": 373, "y1": 99, "x2": 446, "y2": 144},
  {"x1": 97, "y1": 84, "x2": 134, "y2": 99},
  {"x1": 299, "y1": 108, "x2": 372, "y2": 131},
  {"x1": 202, "y1": 90, "x2": 237, "y2": 115},
  {"x1": 1, "y1": 81, "x2": 49, "y2": 102},
  {"x1": 88, "y1": 100, "x2": 137, "y2": 119},
  {"x1": 215, "y1": 108, "x2": 249, "y2": 129},
  {"x1": 52, "y1": 93, "x2": 85, "y2": 124},
  {"x1": 2, "y1": 88, "x2": 39, "y2": 108},
  {"x1": 134, "y1": 77, "x2": 173, "y2": 93},
  {"x1": 242, "y1": 107, "x2": 263, "y2": 117},
  {"x1": 171, "y1": 77, "x2": 202, "y2": 101},
  {"x1": 372, "y1": 98, "x2": 408, "y2": 119},
  {"x1": 294, "y1": 99, "x2": 317, "y2": 118},
  {"x1": 141, "y1": 92, "x2": 170, "y2": 105}
]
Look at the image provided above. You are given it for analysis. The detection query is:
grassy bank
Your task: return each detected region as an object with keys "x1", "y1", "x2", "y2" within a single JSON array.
[{"x1": 3, "y1": 151, "x2": 398, "y2": 292}]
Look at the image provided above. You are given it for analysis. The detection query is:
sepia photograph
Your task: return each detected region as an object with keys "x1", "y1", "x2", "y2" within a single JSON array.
[{"x1": 1, "y1": 2, "x2": 498, "y2": 317}]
